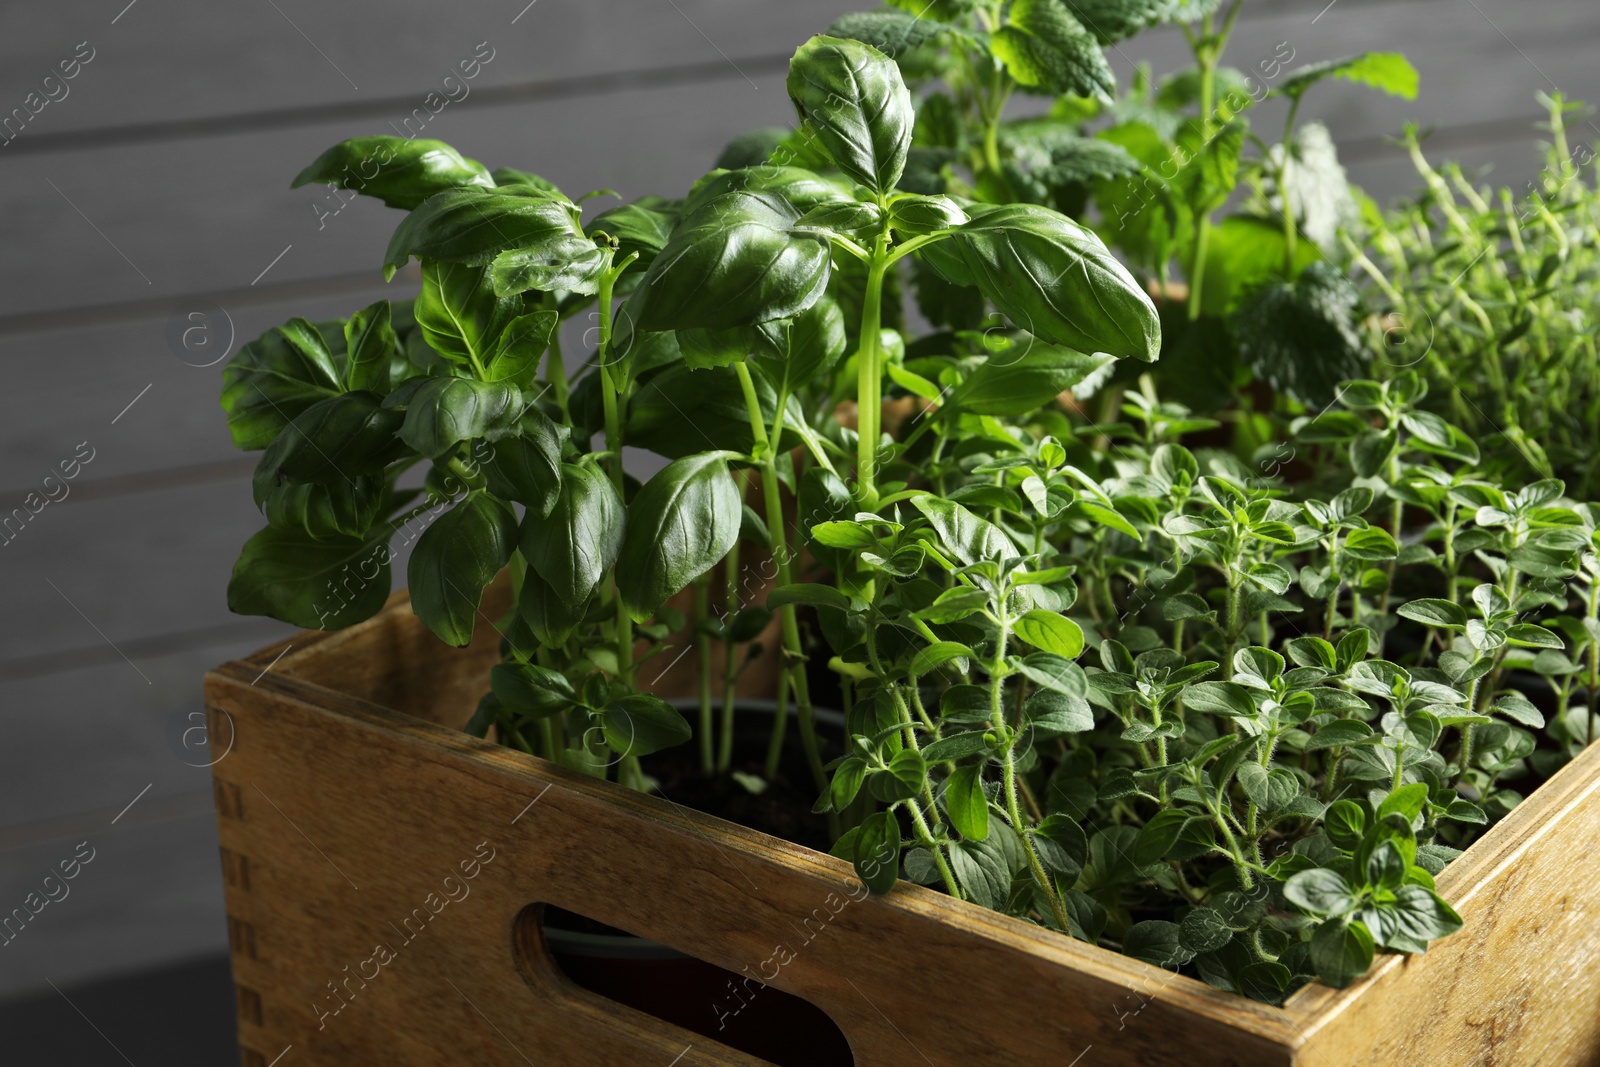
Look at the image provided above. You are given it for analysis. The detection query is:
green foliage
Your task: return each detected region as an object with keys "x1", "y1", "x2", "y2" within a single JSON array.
[{"x1": 217, "y1": 16, "x2": 1590, "y2": 1017}]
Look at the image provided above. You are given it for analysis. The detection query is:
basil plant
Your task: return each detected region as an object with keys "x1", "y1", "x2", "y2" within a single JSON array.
[{"x1": 221, "y1": 37, "x2": 1155, "y2": 797}]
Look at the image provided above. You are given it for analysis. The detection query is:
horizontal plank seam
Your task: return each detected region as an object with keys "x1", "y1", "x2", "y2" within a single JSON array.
[
  {"x1": 1339, "y1": 112, "x2": 1546, "y2": 163},
  {"x1": 0, "y1": 457, "x2": 257, "y2": 512},
  {"x1": 0, "y1": 617, "x2": 288, "y2": 683},
  {"x1": 0, "y1": 271, "x2": 406, "y2": 340},
  {"x1": 0, "y1": 54, "x2": 794, "y2": 159},
  {"x1": 0, "y1": 114, "x2": 1545, "y2": 339}
]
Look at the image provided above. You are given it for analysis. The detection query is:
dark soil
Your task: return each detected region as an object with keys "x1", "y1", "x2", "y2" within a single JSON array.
[{"x1": 641, "y1": 707, "x2": 842, "y2": 853}]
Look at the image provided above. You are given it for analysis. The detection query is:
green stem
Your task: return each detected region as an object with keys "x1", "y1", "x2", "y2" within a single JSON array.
[
  {"x1": 989, "y1": 604, "x2": 1070, "y2": 931},
  {"x1": 597, "y1": 313, "x2": 633, "y2": 701},
  {"x1": 856, "y1": 236, "x2": 891, "y2": 505},
  {"x1": 734, "y1": 361, "x2": 829, "y2": 803},
  {"x1": 543, "y1": 294, "x2": 570, "y2": 415},
  {"x1": 694, "y1": 577, "x2": 714, "y2": 774},
  {"x1": 717, "y1": 482, "x2": 745, "y2": 775}
]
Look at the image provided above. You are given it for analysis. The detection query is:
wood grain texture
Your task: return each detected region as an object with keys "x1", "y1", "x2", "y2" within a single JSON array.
[
  {"x1": 1285, "y1": 738, "x2": 1600, "y2": 1066},
  {"x1": 208, "y1": 594, "x2": 1304, "y2": 1067},
  {"x1": 208, "y1": 589, "x2": 1600, "y2": 1066}
]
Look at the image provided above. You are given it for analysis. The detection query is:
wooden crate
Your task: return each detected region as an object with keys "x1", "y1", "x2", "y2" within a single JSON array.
[{"x1": 204, "y1": 589, "x2": 1600, "y2": 1067}]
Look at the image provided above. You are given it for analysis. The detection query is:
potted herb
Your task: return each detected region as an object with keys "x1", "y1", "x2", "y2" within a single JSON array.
[{"x1": 209, "y1": 15, "x2": 1600, "y2": 1067}]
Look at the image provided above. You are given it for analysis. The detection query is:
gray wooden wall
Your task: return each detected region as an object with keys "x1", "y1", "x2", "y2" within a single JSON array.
[{"x1": 1, "y1": 0, "x2": 1593, "y2": 1001}]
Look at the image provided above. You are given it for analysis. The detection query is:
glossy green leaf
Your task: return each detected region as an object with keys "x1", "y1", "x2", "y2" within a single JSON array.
[
  {"x1": 616, "y1": 453, "x2": 742, "y2": 621},
  {"x1": 588, "y1": 196, "x2": 680, "y2": 270},
  {"x1": 490, "y1": 661, "x2": 577, "y2": 718},
  {"x1": 787, "y1": 35, "x2": 913, "y2": 194},
  {"x1": 383, "y1": 189, "x2": 605, "y2": 292},
  {"x1": 485, "y1": 311, "x2": 558, "y2": 384},
  {"x1": 854, "y1": 811, "x2": 903, "y2": 894},
  {"x1": 1310, "y1": 918, "x2": 1375, "y2": 988},
  {"x1": 220, "y1": 319, "x2": 345, "y2": 450},
  {"x1": 519, "y1": 462, "x2": 625, "y2": 608},
  {"x1": 921, "y1": 203, "x2": 1159, "y2": 361},
  {"x1": 911, "y1": 640, "x2": 975, "y2": 676},
  {"x1": 631, "y1": 186, "x2": 833, "y2": 332},
  {"x1": 1181, "y1": 681, "x2": 1258, "y2": 718},
  {"x1": 252, "y1": 392, "x2": 405, "y2": 505},
  {"x1": 481, "y1": 408, "x2": 566, "y2": 518},
  {"x1": 947, "y1": 767, "x2": 985, "y2": 844},
  {"x1": 408, "y1": 493, "x2": 517, "y2": 646},
  {"x1": 344, "y1": 301, "x2": 400, "y2": 392},
  {"x1": 292, "y1": 136, "x2": 493, "y2": 210},
  {"x1": 397, "y1": 377, "x2": 523, "y2": 458},
  {"x1": 946, "y1": 344, "x2": 1112, "y2": 416},
  {"x1": 1012, "y1": 610, "x2": 1085, "y2": 658},
  {"x1": 227, "y1": 524, "x2": 391, "y2": 629},
  {"x1": 414, "y1": 260, "x2": 522, "y2": 370},
  {"x1": 600, "y1": 694, "x2": 693, "y2": 757},
  {"x1": 1284, "y1": 867, "x2": 1358, "y2": 917},
  {"x1": 912, "y1": 494, "x2": 1018, "y2": 565},
  {"x1": 1122, "y1": 919, "x2": 1190, "y2": 967}
]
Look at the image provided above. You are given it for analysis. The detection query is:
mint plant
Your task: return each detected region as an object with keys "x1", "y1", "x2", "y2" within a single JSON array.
[{"x1": 217, "y1": 18, "x2": 1594, "y2": 1009}]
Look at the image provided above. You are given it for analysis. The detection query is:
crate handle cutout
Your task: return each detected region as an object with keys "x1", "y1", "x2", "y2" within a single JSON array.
[{"x1": 513, "y1": 903, "x2": 855, "y2": 1067}]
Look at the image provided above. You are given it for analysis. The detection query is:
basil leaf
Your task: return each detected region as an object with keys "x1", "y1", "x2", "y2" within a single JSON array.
[
  {"x1": 485, "y1": 311, "x2": 558, "y2": 384},
  {"x1": 221, "y1": 319, "x2": 345, "y2": 450},
  {"x1": 787, "y1": 35, "x2": 913, "y2": 194},
  {"x1": 383, "y1": 189, "x2": 602, "y2": 289},
  {"x1": 632, "y1": 187, "x2": 833, "y2": 332},
  {"x1": 587, "y1": 196, "x2": 680, "y2": 271},
  {"x1": 227, "y1": 524, "x2": 390, "y2": 630},
  {"x1": 600, "y1": 693, "x2": 693, "y2": 757},
  {"x1": 344, "y1": 301, "x2": 400, "y2": 393},
  {"x1": 490, "y1": 662, "x2": 577, "y2": 718},
  {"x1": 408, "y1": 493, "x2": 517, "y2": 646},
  {"x1": 397, "y1": 377, "x2": 523, "y2": 458},
  {"x1": 292, "y1": 136, "x2": 493, "y2": 210},
  {"x1": 259, "y1": 476, "x2": 386, "y2": 540},
  {"x1": 482, "y1": 408, "x2": 566, "y2": 519},
  {"x1": 519, "y1": 462, "x2": 625, "y2": 608},
  {"x1": 252, "y1": 392, "x2": 405, "y2": 503},
  {"x1": 945, "y1": 343, "x2": 1112, "y2": 416},
  {"x1": 616, "y1": 453, "x2": 742, "y2": 621},
  {"x1": 516, "y1": 567, "x2": 594, "y2": 650},
  {"x1": 921, "y1": 203, "x2": 1159, "y2": 361},
  {"x1": 414, "y1": 261, "x2": 523, "y2": 370}
]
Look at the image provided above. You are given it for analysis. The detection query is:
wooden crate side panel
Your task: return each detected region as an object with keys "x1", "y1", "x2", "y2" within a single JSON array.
[
  {"x1": 274, "y1": 577, "x2": 785, "y2": 731},
  {"x1": 205, "y1": 662, "x2": 1299, "y2": 1067},
  {"x1": 1288, "y1": 740, "x2": 1600, "y2": 1066}
]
